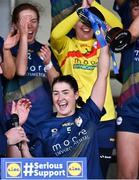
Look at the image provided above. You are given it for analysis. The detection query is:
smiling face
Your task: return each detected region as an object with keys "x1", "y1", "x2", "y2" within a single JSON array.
[
  {"x1": 74, "y1": 21, "x2": 93, "y2": 41},
  {"x1": 52, "y1": 82, "x2": 79, "y2": 117}
]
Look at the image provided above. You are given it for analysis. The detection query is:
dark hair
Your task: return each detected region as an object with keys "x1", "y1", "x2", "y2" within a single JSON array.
[
  {"x1": 52, "y1": 75, "x2": 85, "y2": 107},
  {"x1": 12, "y1": 3, "x2": 40, "y2": 24},
  {"x1": 130, "y1": 0, "x2": 139, "y2": 9}
]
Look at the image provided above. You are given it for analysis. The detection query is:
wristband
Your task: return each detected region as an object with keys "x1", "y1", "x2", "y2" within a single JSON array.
[{"x1": 44, "y1": 61, "x2": 53, "y2": 71}]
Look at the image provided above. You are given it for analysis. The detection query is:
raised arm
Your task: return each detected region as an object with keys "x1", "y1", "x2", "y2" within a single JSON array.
[
  {"x1": 50, "y1": 10, "x2": 79, "y2": 53},
  {"x1": 7, "y1": 98, "x2": 31, "y2": 157},
  {"x1": 11, "y1": 98, "x2": 32, "y2": 126},
  {"x1": 14, "y1": 15, "x2": 30, "y2": 76},
  {"x1": 51, "y1": 0, "x2": 123, "y2": 42},
  {"x1": 39, "y1": 44, "x2": 59, "y2": 85},
  {"x1": 128, "y1": 15, "x2": 139, "y2": 43},
  {"x1": 91, "y1": 44, "x2": 110, "y2": 110},
  {"x1": 8, "y1": 97, "x2": 33, "y2": 158},
  {"x1": 92, "y1": 0, "x2": 123, "y2": 28},
  {"x1": 1, "y1": 30, "x2": 19, "y2": 79}
]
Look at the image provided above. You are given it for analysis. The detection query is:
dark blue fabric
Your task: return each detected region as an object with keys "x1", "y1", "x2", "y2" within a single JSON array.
[
  {"x1": 0, "y1": 116, "x2": 7, "y2": 157},
  {"x1": 113, "y1": 0, "x2": 131, "y2": 28},
  {"x1": 30, "y1": 98, "x2": 105, "y2": 179},
  {"x1": 116, "y1": 40, "x2": 139, "y2": 118},
  {"x1": 0, "y1": 133, "x2": 7, "y2": 157},
  {"x1": 4, "y1": 41, "x2": 60, "y2": 141},
  {"x1": 114, "y1": 1, "x2": 139, "y2": 118},
  {"x1": 98, "y1": 120, "x2": 116, "y2": 148},
  {"x1": 116, "y1": 115, "x2": 139, "y2": 133},
  {"x1": 0, "y1": 36, "x2": 7, "y2": 157}
]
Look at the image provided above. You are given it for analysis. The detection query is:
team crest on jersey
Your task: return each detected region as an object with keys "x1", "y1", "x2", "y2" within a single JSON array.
[{"x1": 75, "y1": 117, "x2": 83, "y2": 127}]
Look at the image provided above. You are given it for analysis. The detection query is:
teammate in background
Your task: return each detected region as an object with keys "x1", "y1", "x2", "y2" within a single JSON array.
[
  {"x1": 0, "y1": 124, "x2": 28, "y2": 157},
  {"x1": 0, "y1": 98, "x2": 31, "y2": 157},
  {"x1": 0, "y1": 29, "x2": 20, "y2": 121},
  {"x1": 1, "y1": 33, "x2": 17, "y2": 157},
  {"x1": 113, "y1": 0, "x2": 131, "y2": 29},
  {"x1": 114, "y1": 0, "x2": 139, "y2": 178},
  {"x1": 50, "y1": 0, "x2": 123, "y2": 178},
  {"x1": 50, "y1": 0, "x2": 100, "y2": 29},
  {"x1": 3, "y1": 3, "x2": 60, "y2": 155},
  {"x1": 15, "y1": 43, "x2": 110, "y2": 179},
  {"x1": 0, "y1": 32, "x2": 31, "y2": 157}
]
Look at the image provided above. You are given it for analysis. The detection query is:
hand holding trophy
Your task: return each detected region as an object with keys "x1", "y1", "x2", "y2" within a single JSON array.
[{"x1": 77, "y1": 6, "x2": 131, "y2": 52}]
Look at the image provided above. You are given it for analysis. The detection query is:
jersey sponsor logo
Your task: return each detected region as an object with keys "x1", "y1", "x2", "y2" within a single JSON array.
[
  {"x1": 52, "y1": 129, "x2": 90, "y2": 156},
  {"x1": 27, "y1": 65, "x2": 46, "y2": 72},
  {"x1": 73, "y1": 58, "x2": 97, "y2": 70},
  {"x1": 26, "y1": 50, "x2": 46, "y2": 77},
  {"x1": 62, "y1": 122, "x2": 74, "y2": 127},
  {"x1": 61, "y1": 43, "x2": 100, "y2": 68},
  {"x1": 73, "y1": 64, "x2": 96, "y2": 70}
]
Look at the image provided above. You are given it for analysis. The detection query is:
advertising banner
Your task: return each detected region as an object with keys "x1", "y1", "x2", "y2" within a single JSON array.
[{"x1": 1, "y1": 157, "x2": 87, "y2": 180}]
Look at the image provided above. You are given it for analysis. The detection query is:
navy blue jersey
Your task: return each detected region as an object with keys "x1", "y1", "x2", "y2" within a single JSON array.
[
  {"x1": 114, "y1": 1, "x2": 139, "y2": 118},
  {"x1": 117, "y1": 39, "x2": 139, "y2": 118},
  {"x1": 30, "y1": 98, "x2": 105, "y2": 179},
  {"x1": 4, "y1": 41, "x2": 59, "y2": 140}
]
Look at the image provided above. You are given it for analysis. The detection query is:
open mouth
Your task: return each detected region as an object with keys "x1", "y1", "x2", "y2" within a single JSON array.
[
  {"x1": 81, "y1": 26, "x2": 91, "y2": 32},
  {"x1": 58, "y1": 102, "x2": 68, "y2": 111},
  {"x1": 28, "y1": 31, "x2": 34, "y2": 39}
]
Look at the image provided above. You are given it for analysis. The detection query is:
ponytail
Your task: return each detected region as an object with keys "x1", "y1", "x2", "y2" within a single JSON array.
[{"x1": 76, "y1": 96, "x2": 85, "y2": 107}]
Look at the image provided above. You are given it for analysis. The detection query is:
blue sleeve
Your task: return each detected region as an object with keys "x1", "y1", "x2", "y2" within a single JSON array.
[{"x1": 79, "y1": 98, "x2": 106, "y2": 125}]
